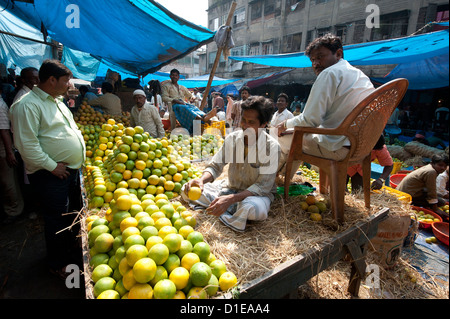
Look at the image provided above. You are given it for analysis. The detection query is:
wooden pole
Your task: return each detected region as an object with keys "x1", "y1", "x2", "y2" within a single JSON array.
[{"x1": 199, "y1": 1, "x2": 237, "y2": 111}]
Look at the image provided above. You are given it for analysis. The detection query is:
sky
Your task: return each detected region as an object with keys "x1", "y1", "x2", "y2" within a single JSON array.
[{"x1": 156, "y1": 0, "x2": 209, "y2": 28}]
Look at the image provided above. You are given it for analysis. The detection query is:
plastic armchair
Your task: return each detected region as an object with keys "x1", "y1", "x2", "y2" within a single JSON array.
[{"x1": 284, "y1": 78, "x2": 409, "y2": 223}]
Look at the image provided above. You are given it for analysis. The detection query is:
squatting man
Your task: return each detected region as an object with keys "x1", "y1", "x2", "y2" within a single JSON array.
[{"x1": 181, "y1": 96, "x2": 280, "y2": 232}]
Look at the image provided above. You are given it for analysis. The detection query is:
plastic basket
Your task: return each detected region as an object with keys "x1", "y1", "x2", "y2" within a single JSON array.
[
  {"x1": 201, "y1": 120, "x2": 226, "y2": 137},
  {"x1": 389, "y1": 173, "x2": 407, "y2": 189}
]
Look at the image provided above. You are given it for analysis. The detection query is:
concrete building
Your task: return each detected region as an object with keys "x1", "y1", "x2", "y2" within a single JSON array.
[{"x1": 206, "y1": 0, "x2": 449, "y2": 88}]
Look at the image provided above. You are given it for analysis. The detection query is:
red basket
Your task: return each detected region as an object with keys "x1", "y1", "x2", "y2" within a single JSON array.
[
  {"x1": 432, "y1": 222, "x2": 449, "y2": 246},
  {"x1": 161, "y1": 119, "x2": 170, "y2": 130},
  {"x1": 412, "y1": 206, "x2": 443, "y2": 229},
  {"x1": 389, "y1": 173, "x2": 407, "y2": 189}
]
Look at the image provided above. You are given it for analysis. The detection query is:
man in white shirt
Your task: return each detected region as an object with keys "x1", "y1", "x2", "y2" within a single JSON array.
[
  {"x1": 12, "y1": 67, "x2": 39, "y2": 104},
  {"x1": 270, "y1": 93, "x2": 294, "y2": 127},
  {"x1": 436, "y1": 166, "x2": 449, "y2": 205},
  {"x1": 130, "y1": 89, "x2": 165, "y2": 138},
  {"x1": 276, "y1": 34, "x2": 375, "y2": 179}
]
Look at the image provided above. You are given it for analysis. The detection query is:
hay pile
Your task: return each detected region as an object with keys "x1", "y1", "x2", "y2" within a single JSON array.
[
  {"x1": 188, "y1": 165, "x2": 408, "y2": 285},
  {"x1": 189, "y1": 162, "x2": 448, "y2": 299}
]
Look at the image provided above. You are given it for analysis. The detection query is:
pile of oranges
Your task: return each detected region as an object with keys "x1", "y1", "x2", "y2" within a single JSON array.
[
  {"x1": 74, "y1": 101, "x2": 130, "y2": 127},
  {"x1": 85, "y1": 185, "x2": 238, "y2": 299}
]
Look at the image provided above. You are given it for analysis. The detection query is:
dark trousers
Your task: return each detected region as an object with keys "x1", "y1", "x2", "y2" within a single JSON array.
[{"x1": 28, "y1": 168, "x2": 82, "y2": 270}]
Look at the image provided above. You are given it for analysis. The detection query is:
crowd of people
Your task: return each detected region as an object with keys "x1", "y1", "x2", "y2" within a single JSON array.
[{"x1": 1, "y1": 34, "x2": 448, "y2": 280}]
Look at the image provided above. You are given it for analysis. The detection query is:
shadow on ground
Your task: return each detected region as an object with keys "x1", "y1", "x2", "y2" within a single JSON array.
[{"x1": 0, "y1": 213, "x2": 85, "y2": 299}]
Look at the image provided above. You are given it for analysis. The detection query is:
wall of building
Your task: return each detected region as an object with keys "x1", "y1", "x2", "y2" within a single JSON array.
[{"x1": 206, "y1": 0, "x2": 449, "y2": 84}]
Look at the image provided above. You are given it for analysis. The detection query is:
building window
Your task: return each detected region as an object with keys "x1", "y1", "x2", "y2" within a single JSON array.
[
  {"x1": 249, "y1": 43, "x2": 261, "y2": 55},
  {"x1": 231, "y1": 45, "x2": 247, "y2": 56},
  {"x1": 210, "y1": 17, "x2": 219, "y2": 31},
  {"x1": 287, "y1": 0, "x2": 305, "y2": 12},
  {"x1": 371, "y1": 10, "x2": 409, "y2": 41},
  {"x1": 282, "y1": 32, "x2": 302, "y2": 53},
  {"x1": 262, "y1": 41, "x2": 273, "y2": 55},
  {"x1": 335, "y1": 26, "x2": 347, "y2": 44},
  {"x1": 317, "y1": 27, "x2": 331, "y2": 37},
  {"x1": 234, "y1": 7, "x2": 246, "y2": 25},
  {"x1": 251, "y1": 1, "x2": 263, "y2": 21},
  {"x1": 264, "y1": 0, "x2": 275, "y2": 16}
]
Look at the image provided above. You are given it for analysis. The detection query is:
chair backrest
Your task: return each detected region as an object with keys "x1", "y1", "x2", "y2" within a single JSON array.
[{"x1": 343, "y1": 78, "x2": 409, "y2": 162}]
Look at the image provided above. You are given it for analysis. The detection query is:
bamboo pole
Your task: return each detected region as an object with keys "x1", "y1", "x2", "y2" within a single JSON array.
[{"x1": 199, "y1": 1, "x2": 237, "y2": 111}]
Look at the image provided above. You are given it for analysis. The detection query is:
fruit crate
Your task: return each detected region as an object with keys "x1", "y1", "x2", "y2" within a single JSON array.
[
  {"x1": 372, "y1": 186, "x2": 412, "y2": 203},
  {"x1": 201, "y1": 120, "x2": 225, "y2": 137},
  {"x1": 391, "y1": 161, "x2": 403, "y2": 175}
]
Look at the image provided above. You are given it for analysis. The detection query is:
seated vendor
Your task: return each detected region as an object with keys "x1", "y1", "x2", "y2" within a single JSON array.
[
  {"x1": 89, "y1": 82, "x2": 122, "y2": 115},
  {"x1": 347, "y1": 135, "x2": 393, "y2": 192},
  {"x1": 181, "y1": 96, "x2": 281, "y2": 232},
  {"x1": 397, "y1": 154, "x2": 448, "y2": 219}
]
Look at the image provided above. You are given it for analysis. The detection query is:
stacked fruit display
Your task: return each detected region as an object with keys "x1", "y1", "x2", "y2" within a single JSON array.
[
  {"x1": 74, "y1": 101, "x2": 130, "y2": 127},
  {"x1": 170, "y1": 133, "x2": 224, "y2": 161},
  {"x1": 85, "y1": 187, "x2": 237, "y2": 299},
  {"x1": 82, "y1": 120, "x2": 205, "y2": 207}
]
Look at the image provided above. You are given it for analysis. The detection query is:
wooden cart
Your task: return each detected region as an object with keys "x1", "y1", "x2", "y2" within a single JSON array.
[{"x1": 80, "y1": 165, "x2": 388, "y2": 300}]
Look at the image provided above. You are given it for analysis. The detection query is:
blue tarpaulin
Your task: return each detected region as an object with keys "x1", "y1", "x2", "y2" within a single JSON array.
[
  {"x1": 230, "y1": 29, "x2": 449, "y2": 90},
  {"x1": 1, "y1": 0, "x2": 215, "y2": 76},
  {"x1": 0, "y1": 8, "x2": 52, "y2": 74}
]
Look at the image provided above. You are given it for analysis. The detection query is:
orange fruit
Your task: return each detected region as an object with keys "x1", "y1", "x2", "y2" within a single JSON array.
[
  {"x1": 162, "y1": 253, "x2": 180, "y2": 274},
  {"x1": 93, "y1": 277, "x2": 116, "y2": 298},
  {"x1": 149, "y1": 265, "x2": 168, "y2": 287},
  {"x1": 169, "y1": 266, "x2": 190, "y2": 290},
  {"x1": 128, "y1": 283, "x2": 153, "y2": 299},
  {"x1": 133, "y1": 257, "x2": 157, "y2": 283},
  {"x1": 186, "y1": 286, "x2": 208, "y2": 299},
  {"x1": 181, "y1": 252, "x2": 200, "y2": 271},
  {"x1": 190, "y1": 262, "x2": 212, "y2": 287},
  {"x1": 125, "y1": 244, "x2": 148, "y2": 267},
  {"x1": 163, "y1": 233, "x2": 183, "y2": 254},
  {"x1": 120, "y1": 216, "x2": 138, "y2": 232},
  {"x1": 116, "y1": 194, "x2": 132, "y2": 211},
  {"x1": 306, "y1": 195, "x2": 316, "y2": 205},
  {"x1": 148, "y1": 243, "x2": 170, "y2": 265},
  {"x1": 188, "y1": 187, "x2": 202, "y2": 201},
  {"x1": 153, "y1": 279, "x2": 176, "y2": 299},
  {"x1": 219, "y1": 271, "x2": 237, "y2": 291}
]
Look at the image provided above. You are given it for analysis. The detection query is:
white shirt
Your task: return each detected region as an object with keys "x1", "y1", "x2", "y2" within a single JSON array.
[
  {"x1": 436, "y1": 170, "x2": 449, "y2": 197},
  {"x1": 270, "y1": 108, "x2": 294, "y2": 127},
  {"x1": 12, "y1": 86, "x2": 32, "y2": 104},
  {"x1": 150, "y1": 94, "x2": 166, "y2": 110},
  {"x1": 286, "y1": 59, "x2": 374, "y2": 151},
  {"x1": 0, "y1": 97, "x2": 10, "y2": 157},
  {"x1": 130, "y1": 101, "x2": 165, "y2": 138}
]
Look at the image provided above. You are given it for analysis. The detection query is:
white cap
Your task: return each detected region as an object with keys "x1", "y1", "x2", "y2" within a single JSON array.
[{"x1": 133, "y1": 89, "x2": 146, "y2": 97}]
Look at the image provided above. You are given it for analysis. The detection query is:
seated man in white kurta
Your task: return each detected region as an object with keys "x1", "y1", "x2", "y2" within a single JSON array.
[{"x1": 182, "y1": 96, "x2": 281, "y2": 232}]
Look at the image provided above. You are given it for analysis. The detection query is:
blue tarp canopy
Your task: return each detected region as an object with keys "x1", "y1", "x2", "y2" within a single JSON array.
[
  {"x1": 178, "y1": 74, "x2": 238, "y2": 89},
  {"x1": 0, "y1": 0, "x2": 215, "y2": 76},
  {"x1": 230, "y1": 28, "x2": 449, "y2": 90},
  {"x1": 0, "y1": 7, "x2": 53, "y2": 74}
]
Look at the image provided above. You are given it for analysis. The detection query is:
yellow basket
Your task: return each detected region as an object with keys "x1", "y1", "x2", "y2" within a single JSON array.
[
  {"x1": 391, "y1": 161, "x2": 403, "y2": 174},
  {"x1": 201, "y1": 120, "x2": 226, "y2": 137},
  {"x1": 372, "y1": 185, "x2": 412, "y2": 203}
]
